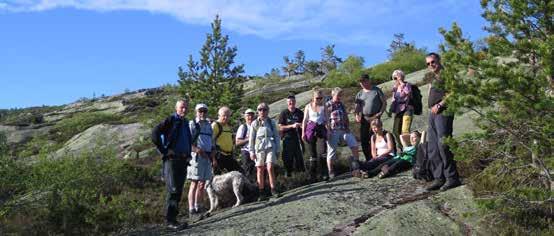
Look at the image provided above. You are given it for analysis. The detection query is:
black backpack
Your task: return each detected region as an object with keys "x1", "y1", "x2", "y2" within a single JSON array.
[
  {"x1": 410, "y1": 83, "x2": 423, "y2": 115},
  {"x1": 412, "y1": 142, "x2": 433, "y2": 181}
]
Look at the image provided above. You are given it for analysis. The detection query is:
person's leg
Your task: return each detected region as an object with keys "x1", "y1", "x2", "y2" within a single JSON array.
[
  {"x1": 401, "y1": 112, "x2": 413, "y2": 135},
  {"x1": 392, "y1": 112, "x2": 403, "y2": 151},
  {"x1": 360, "y1": 118, "x2": 372, "y2": 160},
  {"x1": 165, "y1": 159, "x2": 186, "y2": 224},
  {"x1": 326, "y1": 130, "x2": 340, "y2": 177},
  {"x1": 435, "y1": 114, "x2": 460, "y2": 185},
  {"x1": 294, "y1": 139, "x2": 306, "y2": 172},
  {"x1": 255, "y1": 151, "x2": 266, "y2": 199},
  {"x1": 344, "y1": 132, "x2": 360, "y2": 176},
  {"x1": 427, "y1": 113, "x2": 444, "y2": 180},
  {"x1": 384, "y1": 159, "x2": 412, "y2": 177},
  {"x1": 188, "y1": 180, "x2": 197, "y2": 213},
  {"x1": 308, "y1": 137, "x2": 319, "y2": 182},
  {"x1": 196, "y1": 181, "x2": 205, "y2": 211},
  {"x1": 281, "y1": 138, "x2": 294, "y2": 176}
]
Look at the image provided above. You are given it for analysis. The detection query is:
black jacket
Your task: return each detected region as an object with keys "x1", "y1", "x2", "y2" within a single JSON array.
[{"x1": 151, "y1": 113, "x2": 192, "y2": 156}]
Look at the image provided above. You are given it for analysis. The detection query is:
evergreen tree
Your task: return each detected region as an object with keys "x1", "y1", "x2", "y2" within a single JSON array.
[
  {"x1": 294, "y1": 50, "x2": 306, "y2": 74},
  {"x1": 438, "y1": 0, "x2": 553, "y2": 232},
  {"x1": 320, "y1": 44, "x2": 342, "y2": 74},
  {"x1": 178, "y1": 15, "x2": 244, "y2": 118},
  {"x1": 282, "y1": 56, "x2": 297, "y2": 77}
]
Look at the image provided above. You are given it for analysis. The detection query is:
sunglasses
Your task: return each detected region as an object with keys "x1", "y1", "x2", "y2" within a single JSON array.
[
  {"x1": 198, "y1": 109, "x2": 208, "y2": 113},
  {"x1": 258, "y1": 108, "x2": 268, "y2": 112},
  {"x1": 426, "y1": 60, "x2": 436, "y2": 66},
  {"x1": 315, "y1": 97, "x2": 323, "y2": 100}
]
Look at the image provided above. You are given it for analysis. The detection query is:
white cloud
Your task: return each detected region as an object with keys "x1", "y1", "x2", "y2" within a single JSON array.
[{"x1": 0, "y1": 0, "x2": 476, "y2": 46}]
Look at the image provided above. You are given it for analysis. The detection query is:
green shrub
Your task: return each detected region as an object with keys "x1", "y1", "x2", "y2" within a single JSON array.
[
  {"x1": 0, "y1": 147, "x2": 164, "y2": 235},
  {"x1": 368, "y1": 47, "x2": 427, "y2": 84},
  {"x1": 324, "y1": 55, "x2": 365, "y2": 88}
]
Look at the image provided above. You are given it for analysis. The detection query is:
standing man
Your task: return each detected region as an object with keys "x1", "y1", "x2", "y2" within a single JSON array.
[
  {"x1": 424, "y1": 52, "x2": 462, "y2": 191},
  {"x1": 326, "y1": 87, "x2": 361, "y2": 178},
  {"x1": 151, "y1": 100, "x2": 192, "y2": 230},
  {"x1": 236, "y1": 108, "x2": 256, "y2": 179},
  {"x1": 278, "y1": 93, "x2": 305, "y2": 177},
  {"x1": 212, "y1": 106, "x2": 243, "y2": 174},
  {"x1": 354, "y1": 74, "x2": 386, "y2": 160},
  {"x1": 249, "y1": 103, "x2": 281, "y2": 200}
]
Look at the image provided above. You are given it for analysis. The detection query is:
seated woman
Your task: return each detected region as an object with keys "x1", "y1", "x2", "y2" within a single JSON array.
[
  {"x1": 362, "y1": 130, "x2": 421, "y2": 178},
  {"x1": 359, "y1": 119, "x2": 395, "y2": 176}
]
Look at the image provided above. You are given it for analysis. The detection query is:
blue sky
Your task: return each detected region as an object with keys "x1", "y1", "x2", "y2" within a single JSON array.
[{"x1": 0, "y1": 1, "x2": 488, "y2": 109}]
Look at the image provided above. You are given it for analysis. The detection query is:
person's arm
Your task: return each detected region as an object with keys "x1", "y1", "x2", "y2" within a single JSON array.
[
  {"x1": 248, "y1": 121, "x2": 256, "y2": 158},
  {"x1": 354, "y1": 92, "x2": 362, "y2": 123},
  {"x1": 235, "y1": 125, "x2": 248, "y2": 146},
  {"x1": 151, "y1": 116, "x2": 171, "y2": 155},
  {"x1": 377, "y1": 89, "x2": 386, "y2": 117},
  {"x1": 278, "y1": 111, "x2": 296, "y2": 131},
  {"x1": 382, "y1": 133, "x2": 395, "y2": 156},
  {"x1": 399, "y1": 133, "x2": 411, "y2": 148},
  {"x1": 301, "y1": 105, "x2": 309, "y2": 141},
  {"x1": 272, "y1": 120, "x2": 280, "y2": 153},
  {"x1": 370, "y1": 134, "x2": 377, "y2": 159}
]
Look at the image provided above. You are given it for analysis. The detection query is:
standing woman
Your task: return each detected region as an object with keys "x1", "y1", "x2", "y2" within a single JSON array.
[
  {"x1": 302, "y1": 88, "x2": 328, "y2": 182},
  {"x1": 390, "y1": 69, "x2": 413, "y2": 151}
]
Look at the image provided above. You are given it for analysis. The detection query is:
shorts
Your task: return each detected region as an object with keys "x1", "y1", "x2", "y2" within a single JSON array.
[
  {"x1": 255, "y1": 149, "x2": 277, "y2": 167},
  {"x1": 186, "y1": 152, "x2": 213, "y2": 181},
  {"x1": 327, "y1": 130, "x2": 358, "y2": 160}
]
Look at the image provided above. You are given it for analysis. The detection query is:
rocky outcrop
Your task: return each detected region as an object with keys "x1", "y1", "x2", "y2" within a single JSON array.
[
  {"x1": 245, "y1": 75, "x2": 326, "y2": 97},
  {"x1": 0, "y1": 124, "x2": 52, "y2": 145},
  {"x1": 174, "y1": 173, "x2": 479, "y2": 235},
  {"x1": 53, "y1": 123, "x2": 149, "y2": 158}
]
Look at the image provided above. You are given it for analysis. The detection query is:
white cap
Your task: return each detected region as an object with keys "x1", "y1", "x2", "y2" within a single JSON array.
[
  {"x1": 244, "y1": 108, "x2": 255, "y2": 114},
  {"x1": 195, "y1": 103, "x2": 208, "y2": 110}
]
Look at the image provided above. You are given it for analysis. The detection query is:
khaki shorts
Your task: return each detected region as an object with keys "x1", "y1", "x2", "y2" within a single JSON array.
[
  {"x1": 327, "y1": 130, "x2": 358, "y2": 160},
  {"x1": 255, "y1": 149, "x2": 276, "y2": 167}
]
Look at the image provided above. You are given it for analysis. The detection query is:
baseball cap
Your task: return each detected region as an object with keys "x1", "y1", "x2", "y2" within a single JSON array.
[
  {"x1": 195, "y1": 103, "x2": 208, "y2": 110},
  {"x1": 244, "y1": 108, "x2": 255, "y2": 114}
]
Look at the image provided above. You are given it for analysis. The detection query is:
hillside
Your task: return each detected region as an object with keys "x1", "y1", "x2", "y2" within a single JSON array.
[{"x1": 0, "y1": 70, "x2": 482, "y2": 235}]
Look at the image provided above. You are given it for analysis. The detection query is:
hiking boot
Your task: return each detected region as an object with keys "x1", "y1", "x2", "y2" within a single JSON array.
[
  {"x1": 440, "y1": 179, "x2": 462, "y2": 191},
  {"x1": 166, "y1": 221, "x2": 187, "y2": 231},
  {"x1": 426, "y1": 179, "x2": 446, "y2": 191},
  {"x1": 327, "y1": 173, "x2": 335, "y2": 182},
  {"x1": 257, "y1": 190, "x2": 268, "y2": 201},
  {"x1": 271, "y1": 188, "x2": 281, "y2": 198}
]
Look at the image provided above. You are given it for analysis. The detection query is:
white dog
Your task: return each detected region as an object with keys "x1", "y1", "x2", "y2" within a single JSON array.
[{"x1": 205, "y1": 171, "x2": 255, "y2": 213}]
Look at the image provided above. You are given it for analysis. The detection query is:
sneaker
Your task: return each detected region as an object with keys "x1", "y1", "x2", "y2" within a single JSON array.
[
  {"x1": 377, "y1": 172, "x2": 386, "y2": 179},
  {"x1": 322, "y1": 175, "x2": 329, "y2": 181},
  {"x1": 426, "y1": 179, "x2": 446, "y2": 191},
  {"x1": 166, "y1": 221, "x2": 187, "y2": 231},
  {"x1": 440, "y1": 179, "x2": 462, "y2": 191}
]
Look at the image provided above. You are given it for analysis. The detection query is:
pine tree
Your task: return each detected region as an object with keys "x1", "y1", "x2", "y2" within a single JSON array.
[
  {"x1": 438, "y1": 0, "x2": 553, "y2": 232},
  {"x1": 320, "y1": 44, "x2": 342, "y2": 74},
  {"x1": 178, "y1": 15, "x2": 244, "y2": 118}
]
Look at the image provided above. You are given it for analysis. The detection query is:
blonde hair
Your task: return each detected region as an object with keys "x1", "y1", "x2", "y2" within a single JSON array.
[
  {"x1": 331, "y1": 87, "x2": 343, "y2": 96},
  {"x1": 370, "y1": 119, "x2": 383, "y2": 128}
]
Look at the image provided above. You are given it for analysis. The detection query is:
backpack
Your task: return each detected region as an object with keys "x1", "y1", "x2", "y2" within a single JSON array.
[
  {"x1": 410, "y1": 83, "x2": 423, "y2": 115},
  {"x1": 412, "y1": 142, "x2": 433, "y2": 181},
  {"x1": 372, "y1": 130, "x2": 396, "y2": 155},
  {"x1": 236, "y1": 123, "x2": 249, "y2": 147}
]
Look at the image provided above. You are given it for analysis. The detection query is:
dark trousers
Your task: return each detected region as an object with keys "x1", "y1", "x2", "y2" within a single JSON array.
[
  {"x1": 308, "y1": 125, "x2": 327, "y2": 178},
  {"x1": 240, "y1": 150, "x2": 255, "y2": 179},
  {"x1": 164, "y1": 159, "x2": 187, "y2": 223},
  {"x1": 360, "y1": 155, "x2": 392, "y2": 173},
  {"x1": 427, "y1": 112, "x2": 460, "y2": 181},
  {"x1": 360, "y1": 117, "x2": 375, "y2": 160},
  {"x1": 282, "y1": 136, "x2": 305, "y2": 174},
  {"x1": 214, "y1": 152, "x2": 243, "y2": 175},
  {"x1": 382, "y1": 158, "x2": 412, "y2": 177}
]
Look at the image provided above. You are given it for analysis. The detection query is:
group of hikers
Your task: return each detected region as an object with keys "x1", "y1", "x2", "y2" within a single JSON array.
[{"x1": 151, "y1": 52, "x2": 462, "y2": 230}]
